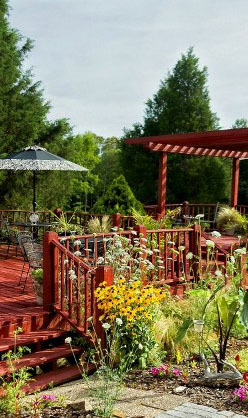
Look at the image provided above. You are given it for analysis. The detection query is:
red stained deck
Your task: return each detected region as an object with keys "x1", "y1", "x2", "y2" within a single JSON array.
[
  {"x1": 201, "y1": 233, "x2": 239, "y2": 252},
  {"x1": 0, "y1": 245, "x2": 44, "y2": 334}
]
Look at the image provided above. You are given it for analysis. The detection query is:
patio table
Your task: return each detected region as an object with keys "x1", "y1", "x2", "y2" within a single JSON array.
[{"x1": 11, "y1": 221, "x2": 54, "y2": 239}]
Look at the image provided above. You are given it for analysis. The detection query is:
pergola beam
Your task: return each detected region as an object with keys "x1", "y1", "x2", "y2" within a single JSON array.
[{"x1": 145, "y1": 143, "x2": 248, "y2": 159}]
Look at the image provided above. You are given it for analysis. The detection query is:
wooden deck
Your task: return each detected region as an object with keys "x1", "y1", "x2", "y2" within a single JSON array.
[
  {"x1": 201, "y1": 233, "x2": 239, "y2": 252},
  {"x1": 0, "y1": 245, "x2": 44, "y2": 335}
]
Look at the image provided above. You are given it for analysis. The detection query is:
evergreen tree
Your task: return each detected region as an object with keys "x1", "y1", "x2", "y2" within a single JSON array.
[
  {"x1": 0, "y1": 0, "x2": 75, "y2": 209},
  {"x1": 92, "y1": 175, "x2": 144, "y2": 215},
  {"x1": 121, "y1": 48, "x2": 230, "y2": 204}
]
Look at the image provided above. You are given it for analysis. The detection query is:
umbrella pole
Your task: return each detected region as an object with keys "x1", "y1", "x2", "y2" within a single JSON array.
[{"x1": 33, "y1": 171, "x2": 37, "y2": 212}]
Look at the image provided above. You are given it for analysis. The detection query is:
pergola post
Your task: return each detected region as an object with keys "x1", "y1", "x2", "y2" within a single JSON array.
[
  {"x1": 230, "y1": 158, "x2": 240, "y2": 207},
  {"x1": 157, "y1": 152, "x2": 167, "y2": 217}
]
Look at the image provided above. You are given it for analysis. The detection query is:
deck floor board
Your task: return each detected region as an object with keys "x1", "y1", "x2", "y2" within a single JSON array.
[{"x1": 0, "y1": 245, "x2": 43, "y2": 324}]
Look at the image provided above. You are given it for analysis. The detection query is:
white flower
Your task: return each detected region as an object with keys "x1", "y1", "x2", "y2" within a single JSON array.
[
  {"x1": 74, "y1": 240, "x2": 82, "y2": 246},
  {"x1": 138, "y1": 343, "x2": 143, "y2": 350},
  {"x1": 178, "y1": 245, "x2": 185, "y2": 251},
  {"x1": 206, "y1": 240, "x2": 215, "y2": 248},
  {"x1": 230, "y1": 256, "x2": 235, "y2": 264},
  {"x1": 195, "y1": 214, "x2": 204, "y2": 219},
  {"x1": 64, "y1": 259, "x2": 69, "y2": 265},
  {"x1": 131, "y1": 230, "x2": 137, "y2": 235},
  {"x1": 215, "y1": 270, "x2": 222, "y2": 277},
  {"x1": 115, "y1": 317, "x2": 123, "y2": 326},
  {"x1": 186, "y1": 252, "x2": 193, "y2": 260},
  {"x1": 211, "y1": 231, "x2": 221, "y2": 238},
  {"x1": 87, "y1": 316, "x2": 93, "y2": 322},
  {"x1": 102, "y1": 323, "x2": 111, "y2": 330},
  {"x1": 74, "y1": 251, "x2": 82, "y2": 257},
  {"x1": 234, "y1": 247, "x2": 246, "y2": 255},
  {"x1": 65, "y1": 337, "x2": 72, "y2": 344}
]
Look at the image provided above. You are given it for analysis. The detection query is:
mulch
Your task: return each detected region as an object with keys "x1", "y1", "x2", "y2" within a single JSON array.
[{"x1": 124, "y1": 367, "x2": 248, "y2": 417}]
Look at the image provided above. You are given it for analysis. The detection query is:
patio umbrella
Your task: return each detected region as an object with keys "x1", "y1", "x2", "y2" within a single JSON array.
[{"x1": 0, "y1": 145, "x2": 88, "y2": 211}]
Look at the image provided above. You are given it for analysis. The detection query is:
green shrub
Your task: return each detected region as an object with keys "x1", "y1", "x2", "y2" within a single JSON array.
[{"x1": 92, "y1": 175, "x2": 144, "y2": 215}]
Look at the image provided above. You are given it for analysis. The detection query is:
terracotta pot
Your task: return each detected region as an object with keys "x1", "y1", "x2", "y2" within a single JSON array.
[{"x1": 33, "y1": 279, "x2": 43, "y2": 306}]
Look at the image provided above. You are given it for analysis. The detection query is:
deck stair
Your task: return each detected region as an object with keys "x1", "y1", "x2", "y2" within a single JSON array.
[
  {"x1": 0, "y1": 325, "x2": 94, "y2": 393},
  {"x1": 200, "y1": 232, "x2": 227, "y2": 274},
  {"x1": 0, "y1": 249, "x2": 94, "y2": 394}
]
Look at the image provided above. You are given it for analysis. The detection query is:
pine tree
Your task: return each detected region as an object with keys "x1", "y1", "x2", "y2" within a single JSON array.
[
  {"x1": 92, "y1": 175, "x2": 144, "y2": 215},
  {"x1": 0, "y1": 1, "x2": 74, "y2": 209},
  {"x1": 121, "y1": 48, "x2": 230, "y2": 204}
]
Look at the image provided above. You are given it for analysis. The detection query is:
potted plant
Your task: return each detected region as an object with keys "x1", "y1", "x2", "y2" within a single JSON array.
[
  {"x1": 52, "y1": 212, "x2": 83, "y2": 236},
  {"x1": 216, "y1": 206, "x2": 246, "y2": 235},
  {"x1": 31, "y1": 268, "x2": 43, "y2": 305}
]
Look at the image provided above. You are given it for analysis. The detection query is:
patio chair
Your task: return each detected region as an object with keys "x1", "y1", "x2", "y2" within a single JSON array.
[
  {"x1": 17, "y1": 231, "x2": 36, "y2": 286},
  {"x1": 19, "y1": 236, "x2": 43, "y2": 292},
  {"x1": 2, "y1": 219, "x2": 19, "y2": 259}
]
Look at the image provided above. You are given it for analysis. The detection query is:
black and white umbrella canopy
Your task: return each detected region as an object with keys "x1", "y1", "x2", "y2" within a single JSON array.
[
  {"x1": 0, "y1": 146, "x2": 87, "y2": 172},
  {"x1": 0, "y1": 146, "x2": 88, "y2": 211}
]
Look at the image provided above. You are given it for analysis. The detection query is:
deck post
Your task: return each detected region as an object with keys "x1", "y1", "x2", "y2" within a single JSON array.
[
  {"x1": 94, "y1": 265, "x2": 114, "y2": 348},
  {"x1": 43, "y1": 231, "x2": 59, "y2": 312},
  {"x1": 112, "y1": 212, "x2": 121, "y2": 229},
  {"x1": 134, "y1": 225, "x2": 147, "y2": 284},
  {"x1": 157, "y1": 152, "x2": 167, "y2": 218},
  {"x1": 230, "y1": 158, "x2": 240, "y2": 207},
  {"x1": 182, "y1": 201, "x2": 190, "y2": 224}
]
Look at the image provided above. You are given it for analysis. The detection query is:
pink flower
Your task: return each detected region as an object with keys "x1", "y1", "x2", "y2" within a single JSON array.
[
  {"x1": 41, "y1": 394, "x2": 56, "y2": 402},
  {"x1": 233, "y1": 385, "x2": 248, "y2": 403},
  {"x1": 172, "y1": 368, "x2": 182, "y2": 376}
]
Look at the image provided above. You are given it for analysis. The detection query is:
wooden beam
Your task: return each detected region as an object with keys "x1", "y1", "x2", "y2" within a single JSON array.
[
  {"x1": 145, "y1": 143, "x2": 248, "y2": 159},
  {"x1": 230, "y1": 158, "x2": 240, "y2": 207},
  {"x1": 158, "y1": 152, "x2": 167, "y2": 217}
]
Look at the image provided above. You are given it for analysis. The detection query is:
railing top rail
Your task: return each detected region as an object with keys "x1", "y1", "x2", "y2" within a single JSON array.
[
  {"x1": 51, "y1": 238, "x2": 94, "y2": 272},
  {"x1": 58, "y1": 230, "x2": 134, "y2": 242},
  {"x1": 146, "y1": 228, "x2": 194, "y2": 233}
]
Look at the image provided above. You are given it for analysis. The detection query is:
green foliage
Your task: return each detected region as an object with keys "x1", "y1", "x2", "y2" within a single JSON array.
[
  {"x1": 31, "y1": 268, "x2": 43, "y2": 284},
  {"x1": 92, "y1": 175, "x2": 144, "y2": 215},
  {"x1": 132, "y1": 208, "x2": 172, "y2": 229},
  {"x1": 0, "y1": 328, "x2": 32, "y2": 416},
  {"x1": 121, "y1": 48, "x2": 231, "y2": 205},
  {"x1": 216, "y1": 206, "x2": 246, "y2": 233},
  {"x1": 87, "y1": 215, "x2": 113, "y2": 233}
]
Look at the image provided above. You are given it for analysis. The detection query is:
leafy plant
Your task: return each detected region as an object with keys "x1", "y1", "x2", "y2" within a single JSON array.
[
  {"x1": 65, "y1": 320, "x2": 128, "y2": 418},
  {"x1": 31, "y1": 268, "x2": 43, "y2": 284},
  {"x1": 132, "y1": 208, "x2": 172, "y2": 229},
  {"x1": 52, "y1": 211, "x2": 83, "y2": 235},
  {"x1": 216, "y1": 206, "x2": 246, "y2": 233},
  {"x1": 87, "y1": 215, "x2": 113, "y2": 233},
  {"x1": 0, "y1": 328, "x2": 32, "y2": 416}
]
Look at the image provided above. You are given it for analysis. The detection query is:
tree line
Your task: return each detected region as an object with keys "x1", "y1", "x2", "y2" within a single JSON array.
[{"x1": 0, "y1": 0, "x2": 247, "y2": 213}]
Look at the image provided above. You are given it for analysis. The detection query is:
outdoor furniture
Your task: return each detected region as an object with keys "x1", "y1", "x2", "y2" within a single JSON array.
[
  {"x1": 2, "y1": 220, "x2": 19, "y2": 259},
  {"x1": 0, "y1": 146, "x2": 87, "y2": 212},
  {"x1": 18, "y1": 235, "x2": 43, "y2": 292},
  {"x1": 11, "y1": 221, "x2": 53, "y2": 240}
]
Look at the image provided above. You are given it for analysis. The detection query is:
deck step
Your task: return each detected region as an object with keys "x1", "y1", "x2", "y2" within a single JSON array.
[
  {"x1": 0, "y1": 344, "x2": 81, "y2": 376},
  {"x1": 23, "y1": 363, "x2": 95, "y2": 394},
  {"x1": 0, "y1": 329, "x2": 67, "y2": 352}
]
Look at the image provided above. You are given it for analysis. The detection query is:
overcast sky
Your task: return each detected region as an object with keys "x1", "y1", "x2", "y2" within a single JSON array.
[{"x1": 9, "y1": 0, "x2": 248, "y2": 138}]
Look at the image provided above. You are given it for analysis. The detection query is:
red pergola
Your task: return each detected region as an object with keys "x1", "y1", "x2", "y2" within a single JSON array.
[{"x1": 125, "y1": 128, "x2": 248, "y2": 217}]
